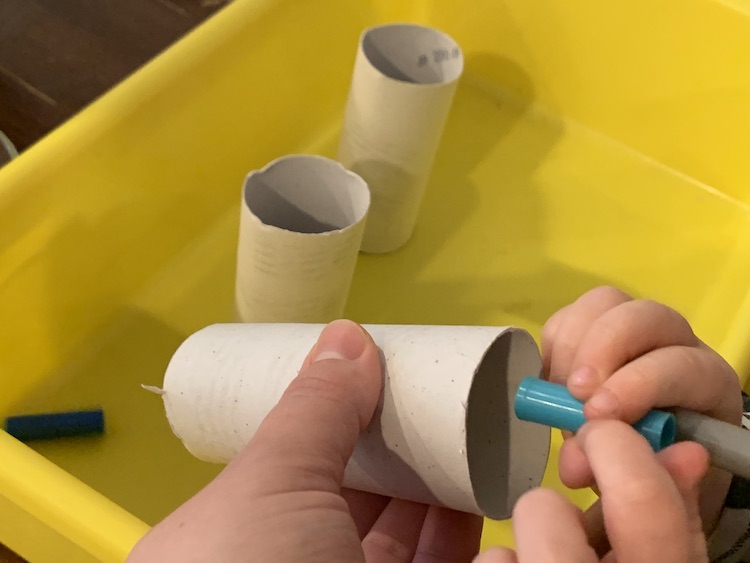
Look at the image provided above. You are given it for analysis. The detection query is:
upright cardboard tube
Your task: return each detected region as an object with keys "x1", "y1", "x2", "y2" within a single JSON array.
[
  {"x1": 337, "y1": 24, "x2": 464, "y2": 253},
  {"x1": 235, "y1": 155, "x2": 370, "y2": 323},
  {"x1": 161, "y1": 323, "x2": 550, "y2": 519}
]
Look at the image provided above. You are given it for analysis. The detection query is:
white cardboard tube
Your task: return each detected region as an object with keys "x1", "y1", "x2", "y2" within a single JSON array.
[
  {"x1": 337, "y1": 24, "x2": 464, "y2": 253},
  {"x1": 235, "y1": 155, "x2": 370, "y2": 323},
  {"x1": 162, "y1": 324, "x2": 550, "y2": 519}
]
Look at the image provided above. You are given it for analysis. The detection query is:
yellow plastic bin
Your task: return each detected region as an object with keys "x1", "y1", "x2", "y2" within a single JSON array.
[{"x1": 2, "y1": 0, "x2": 750, "y2": 560}]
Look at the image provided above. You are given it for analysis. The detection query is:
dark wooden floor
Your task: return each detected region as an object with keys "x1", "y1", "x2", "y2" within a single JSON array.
[
  {"x1": 0, "y1": 545, "x2": 22, "y2": 563},
  {"x1": 0, "y1": 1, "x2": 227, "y2": 559},
  {"x1": 0, "y1": 0, "x2": 227, "y2": 154}
]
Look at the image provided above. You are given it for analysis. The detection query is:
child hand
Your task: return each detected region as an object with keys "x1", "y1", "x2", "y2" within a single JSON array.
[
  {"x1": 477, "y1": 420, "x2": 710, "y2": 563},
  {"x1": 540, "y1": 286, "x2": 743, "y2": 532}
]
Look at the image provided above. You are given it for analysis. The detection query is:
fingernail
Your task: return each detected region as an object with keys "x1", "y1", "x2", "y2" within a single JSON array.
[
  {"x1": 569, "y1": 365, "x2": 598, "y2": 390},
  {"x1": 312, "y1": 319, "x2": 367, "y2": 362},
  {"x1": 586, "y1": 388, "x2": 620, "y2": 417}
]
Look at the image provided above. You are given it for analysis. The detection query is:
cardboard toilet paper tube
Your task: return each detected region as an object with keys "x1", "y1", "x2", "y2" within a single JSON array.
[
  {"x1": 337, "y1": 24, "x2": 464, "y2": 253},
  {"x1": 235, "y1": 155, "x2": 370, "y2": 323},
  {"x1": 162, "y1": 323, "x2": 550, "y2": 519}
]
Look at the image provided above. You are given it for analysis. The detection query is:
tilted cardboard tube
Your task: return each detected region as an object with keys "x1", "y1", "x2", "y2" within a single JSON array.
[
  {"x1": 337, "y1": 24, "x2": 464, "y2": 253},
  {"x1": 161, "y1": 323, "x2": 550, "y2": 519},
  {"x1": 235, "y1": 155, "x2": 370, "y2": 323}
]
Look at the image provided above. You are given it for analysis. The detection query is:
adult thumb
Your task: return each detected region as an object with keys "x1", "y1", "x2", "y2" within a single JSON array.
[{"x1": 227, "y1": 319, "x2": 384, "y2": 495}]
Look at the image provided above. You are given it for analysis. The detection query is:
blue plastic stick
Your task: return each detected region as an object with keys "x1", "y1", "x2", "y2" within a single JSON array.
[
  {"x1": 4, "y1": 409, "x2": 105, "y2": 442},
  {"x1": 514, "y1": 377, "x2": 676, "y2": 451}
]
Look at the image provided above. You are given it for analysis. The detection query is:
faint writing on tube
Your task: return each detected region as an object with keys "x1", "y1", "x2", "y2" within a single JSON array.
[{"x1": 417, "y1": 48, "x2": 461, "y2": 67}]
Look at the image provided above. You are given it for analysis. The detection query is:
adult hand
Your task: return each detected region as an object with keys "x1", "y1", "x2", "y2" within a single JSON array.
[
  {"x1": 127, "y1": 320, "x2": 483, "y2": 562},
  {"x1": 476, "y1": 420, "x2": 710, "y2": 563}
]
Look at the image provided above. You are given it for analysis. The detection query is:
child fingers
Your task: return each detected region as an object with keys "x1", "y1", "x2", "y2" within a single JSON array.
[
  {"x1": 579, "y1": 441, "x2": 709, "y2": 561},
  {"x1": 511, "y1": 488, "x2": 598, "y2": 563},
  {"x1": 579, "y1": 421, "x2": 698, "y2": 563},
  {"x1": 568, "y1": 299, "x2": 698, "y2": 400},
  {"x1": 546, "y1": 286, "x2": 632, "y2": 384},
  {"x1": 583, "y1": 345, "x2": 742, "y2": 425},
  {"x1": 541, "y1": 304, "x2": 570, "y2": 376},
  {"x1": 558, "y1": 437, "x2": 593, "y2": 489}
]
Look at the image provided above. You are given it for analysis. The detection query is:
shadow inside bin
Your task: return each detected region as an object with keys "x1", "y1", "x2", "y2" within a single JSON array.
[
  {"x1": 0, "y1": 51, "x2": 638, "y2": 533},
  {"x1": 346, "y1": 53, "x2": 630, "y2": 330},
  {"x1": 8, "y1": 308, "x2": 224, "y2": 526}
]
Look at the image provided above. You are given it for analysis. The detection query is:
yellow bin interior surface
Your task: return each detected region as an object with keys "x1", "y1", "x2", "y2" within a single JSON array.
[{"x1": 3, "y1": 0, "x2": 750, "y2": 560}]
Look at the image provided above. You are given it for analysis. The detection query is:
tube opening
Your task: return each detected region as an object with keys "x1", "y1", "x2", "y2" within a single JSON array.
[
  {"x1": 244, "y1": 155, "x2": 370, "y2": 234},
  {"x1": 362, "y1": 24, "x2": 463, "y2": 85},
  {"x1": 466, "y1": 330, "x2": 550, "y2": 519}
]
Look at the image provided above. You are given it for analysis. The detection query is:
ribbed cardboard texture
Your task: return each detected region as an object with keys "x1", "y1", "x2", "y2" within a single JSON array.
[
  {"x1": 161, "y1": 323, "x2": 550, "y2": 519},
  {"x1": 337, "y1": 24, "x2": 463, "y2": 253},
  {"x1": 235, "y1": 155, "x2": 370, "y2": 322}
]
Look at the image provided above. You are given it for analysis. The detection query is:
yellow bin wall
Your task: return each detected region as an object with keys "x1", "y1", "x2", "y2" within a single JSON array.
[{"x1": 2, "y1": 0, "x2": 750, "y2": 560}]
